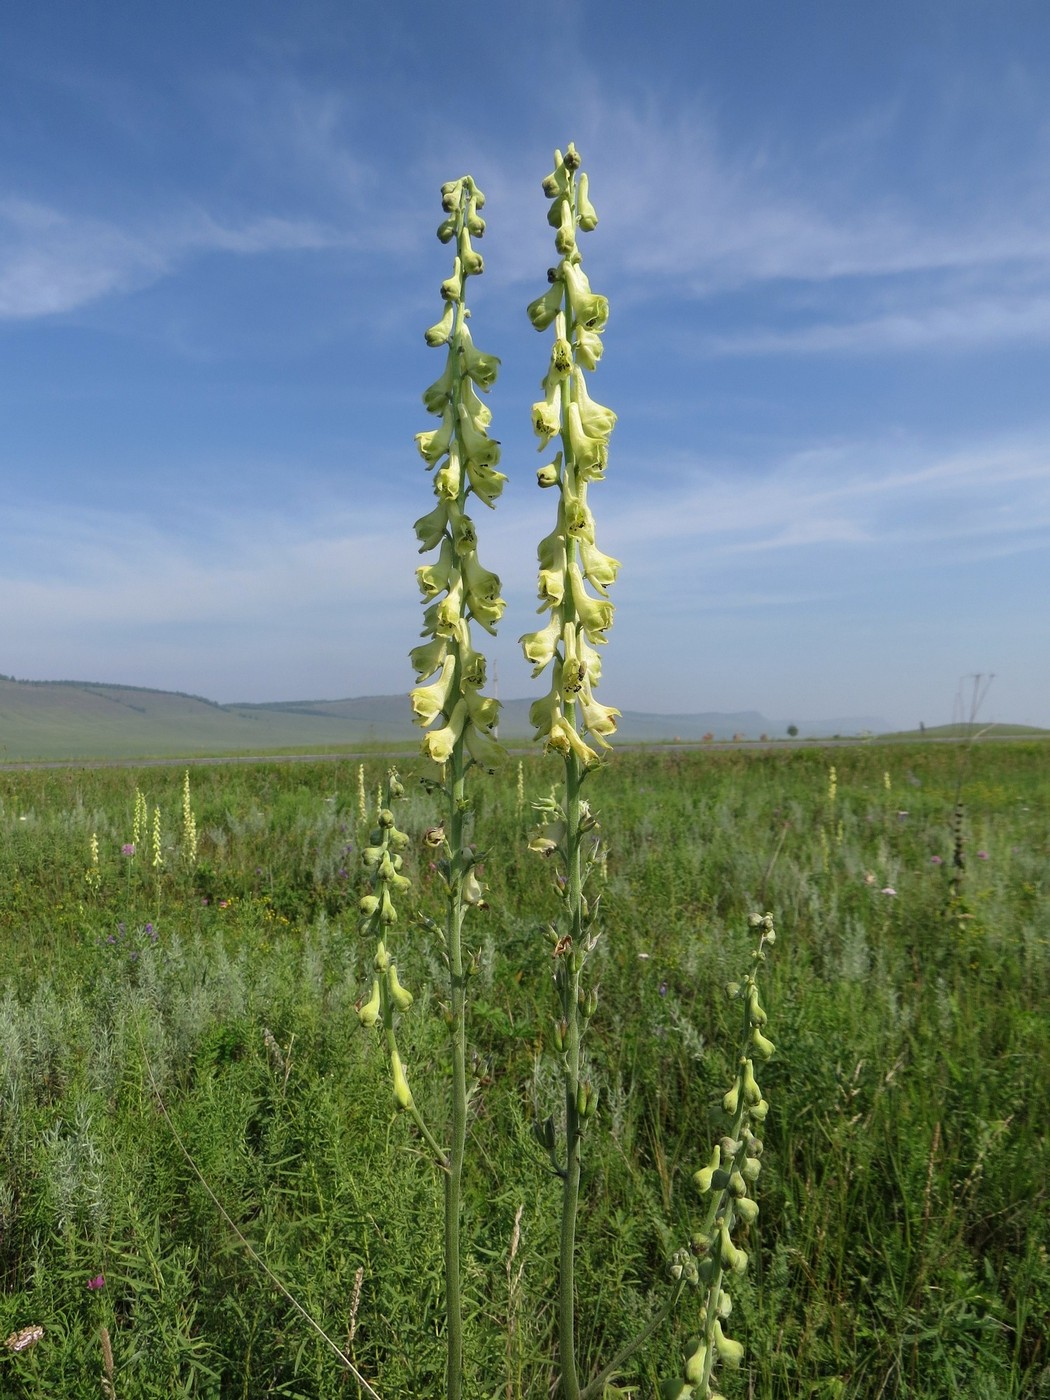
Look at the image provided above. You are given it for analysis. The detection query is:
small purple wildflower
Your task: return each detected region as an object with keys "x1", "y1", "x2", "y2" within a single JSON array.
[
  {"x1": 121, "y1": 843, "x2": 135, "y2": 857},
  {"x1": 86, "y1": 1275, "x2": 105, "y2": 1291},
  {"x1": 930, "y1": 855, "x2": 943, "y2": 865},
  {"x1": 977, "y1": 850, "x2": 989, "y2": 860}
]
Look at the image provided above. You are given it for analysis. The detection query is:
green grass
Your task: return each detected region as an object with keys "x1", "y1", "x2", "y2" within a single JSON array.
[{"x1": 1, "y1": 742, "x2": 1048, "y2": 1397}]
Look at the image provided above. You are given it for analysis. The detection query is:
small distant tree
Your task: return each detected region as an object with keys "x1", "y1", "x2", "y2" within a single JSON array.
[{"x1": 787, "y1": 724, "x2": 799, "y2": 738}]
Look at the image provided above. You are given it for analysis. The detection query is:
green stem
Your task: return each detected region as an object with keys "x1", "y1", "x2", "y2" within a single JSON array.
[
  {"x1": 558, "y1": 749, "x2": 585, "y2": 1400},
  {"x1": 445, "y1": 737, "x2": 469, "y2": 1400}
]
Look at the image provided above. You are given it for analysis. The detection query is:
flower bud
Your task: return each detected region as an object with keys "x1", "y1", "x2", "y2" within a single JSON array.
[
  {"x1": 576, "y1": 172, "x2": 598, "y2": 232},
  {"x1": 746, "y1": 983, "x2": 766, "y2": 1019},
  {"x1": 425, "y1": 302, "x2": 455, "y2": 347},
  {"x1": 683, "y1": 1341, "x2": 707, "y2": 1385},
  {"x1": 751, "y1": 1027, "x2": 776, "y2": 1060},
  {"x1": 357, "y1": 978, "x2": 381, "y2": 1028},
  {"x1": 575, "y1": 1080, "x2": 598, "y2": 1118},
  {"x1": 735, "y1": 1196, "x2": 759, "y2": 1225},
  {"x1": 387, "y1": 964, "x2": 413, "y2": 1012},
  {"x1": 712, "y1": 1319, "x2": 744, "y2": 1366},
  {"x1": 742, "y1": 1059, "x2": 763, "y2": 1105},
  {"x1": 527, "y1": 281, "x2": 564, "y2": 331},
  {"x1": 440, "y1": 257, "x2": 463, "y2": 302},
  {"x1": 391, "y1": 1048, "x2": 414, "y2": 1110}
]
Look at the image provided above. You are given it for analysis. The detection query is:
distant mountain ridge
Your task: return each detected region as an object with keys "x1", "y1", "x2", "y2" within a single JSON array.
[{"x1": 0, "y1": 674, "x2": 889, "y2": 762}]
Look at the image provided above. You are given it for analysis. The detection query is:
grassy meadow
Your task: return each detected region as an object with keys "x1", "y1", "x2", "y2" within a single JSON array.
[{"x1": 0, "y1": 741, "x2": 1047, "y2": 1398}]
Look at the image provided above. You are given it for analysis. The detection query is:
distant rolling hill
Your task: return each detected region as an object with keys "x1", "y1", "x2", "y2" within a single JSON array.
[{"x1": 0, "y1": 674, "x2": 890, "y2": 762}]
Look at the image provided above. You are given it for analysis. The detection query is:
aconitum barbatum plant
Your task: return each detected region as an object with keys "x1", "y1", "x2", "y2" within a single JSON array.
[
  {"x1": 522, "y1": 143, "x2": 622, "y2": 1400},
  {"x1": 407, "y1": 173, "x2": 507, "y2": 1400}
]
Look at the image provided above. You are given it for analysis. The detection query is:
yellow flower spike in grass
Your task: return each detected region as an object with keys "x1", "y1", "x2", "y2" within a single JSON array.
[
  {"x1": 85, "y1": 831, "x2": 101, "y2": 895},
  {"x1": 151, "y1": 806, "x2": 163, "y2": 870}
]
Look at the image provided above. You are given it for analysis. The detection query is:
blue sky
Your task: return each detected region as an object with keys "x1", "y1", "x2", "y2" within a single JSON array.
[{"x1": 3, "y1": 0, "x2": 1049, "y2": 729}]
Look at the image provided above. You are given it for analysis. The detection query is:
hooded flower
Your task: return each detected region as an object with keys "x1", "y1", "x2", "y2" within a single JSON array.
[
  {"x1": 578, "y1": 537, "x2": 621, "y2": 595},
  {"x1": 464, "y1": 458, "x2": 508, "y2": 509},
  {"x1": 415, "y1": 404, "x2": 455, "y2": 466},
  {"x1": 560, "y1": 258, "x2": 609, "y2": 331},
  {"x1": 568, "y1": 563, "x2": 614, "y2": 641},
  {"x1": 410, "y1": 654, "x2": 458, "y2": 727},
  {"x1": 409, "y1": 634, "x2": 449, "y2": 682},
  {"x1": 573, "y1": 325, "x2": 604, "y2": 370},
  {"x1": 416, "y1": 536, "x2": 456, "y2": 598},
  {"x1": 566, "y1": 401, "x2": 607, "y2": 478},
  {"x1": 579, "y1": 685, "x2": 620, "y2": 744},
  {"x1": 414, "y1": 499, "x2": 450, "y2": 551},
  {"x1": 520, "y1": 615, "x2": 562, "y2": 675},
  {"x1": 422, "y1": 698, "x2": 469, "y2": 765},
  {"x1": 546, "y1": 714, "x2": 601, "y2": 769},
  {"x1": 457, "y1": 325, "x2": 500, "y2": 391},
  {"x1": 527, "y1": 280, "x2": 564, "y2": 331},
  {"x1": 532, "y1": 391, "x2": 562, "y2": 445}
]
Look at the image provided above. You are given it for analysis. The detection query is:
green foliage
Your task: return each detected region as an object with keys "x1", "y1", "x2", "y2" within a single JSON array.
[{"x1": 0, "y1": 743, "x2": 1048, "y2": 1396}]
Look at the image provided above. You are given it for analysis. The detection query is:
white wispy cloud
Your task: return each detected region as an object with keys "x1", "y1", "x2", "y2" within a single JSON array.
[
  {"x1": 0, "y1": 195, "x2": 349, "y2": 320},
  {"x1": 580, "y1": 94, "x2": 1050, "y2": 287},
  {"x1": 602, "y1": 432, "x2": 1050, "y2": 564}
]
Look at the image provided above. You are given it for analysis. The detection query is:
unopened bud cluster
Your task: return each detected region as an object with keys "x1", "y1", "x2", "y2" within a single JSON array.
[
  {"x1": 357, "y1": 938, "x2": 417, "y2": 1111},
  {"x1": 356, "y1": 771, "x2": 410, "y2": 931},
  {"x1": 662, "y1": 913, "x2": 777, "y2": 1400},
  {"x1": 520, "y1": 144, "x2": 621, "y2": 768},
  {"x1": 411, "y1": 175, "x2": 505, "y2": 772}
]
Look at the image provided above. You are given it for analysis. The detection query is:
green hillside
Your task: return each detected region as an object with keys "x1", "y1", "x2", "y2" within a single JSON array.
[
  {"x1": 0, "y1": 677, "x2": 421, "y2": 761},
  {"x1": 5, "y1": 676, "x2": 1040, "y2": 763}
]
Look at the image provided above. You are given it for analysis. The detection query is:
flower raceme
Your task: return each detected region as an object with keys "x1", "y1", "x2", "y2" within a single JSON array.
[
  {"x1": 409, "y1": 175, "x2": 505, "y2": 773},
  {"x1": 520, "y1": 145, "x2": 619, "y2": 767}
]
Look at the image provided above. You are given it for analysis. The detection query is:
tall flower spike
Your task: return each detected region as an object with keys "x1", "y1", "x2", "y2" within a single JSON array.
[
  {"x1": 523, "y1": 143, "x2": 619, "y2": 1400},
  {"x1": 410, "y1": 175, "x2": 506, "y2": 769},
  {"x1": 521, "y1": 147, "x2": 619, "y2": 763},
  {"x1": 408, "y1": 174, "x2": 509, "y2": 1400}
]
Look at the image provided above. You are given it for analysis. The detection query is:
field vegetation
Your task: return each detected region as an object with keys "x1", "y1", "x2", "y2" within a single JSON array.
[{"x1": 1, "y1": 740, "x2": 1047, "y2": 1398}]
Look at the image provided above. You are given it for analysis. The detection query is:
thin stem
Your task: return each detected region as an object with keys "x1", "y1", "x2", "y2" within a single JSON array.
[
  {"x1": 444, "y1": 736, "x2": 469, "y2": 1400},
  {"x1": 578, "y1": 1286, "x2": 683, "y2": 1400},
  {"x1": 558, "y1": 749, "x2": 585, "y2": 1400}
]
